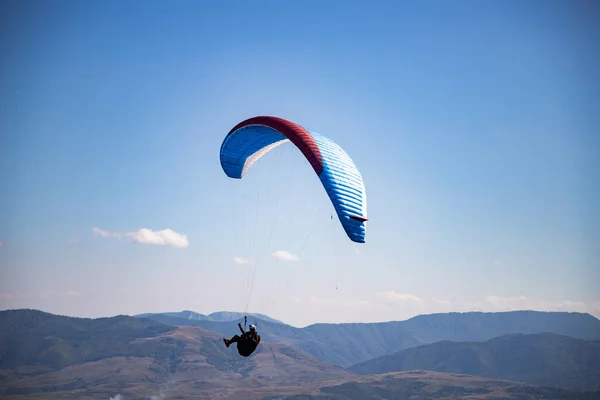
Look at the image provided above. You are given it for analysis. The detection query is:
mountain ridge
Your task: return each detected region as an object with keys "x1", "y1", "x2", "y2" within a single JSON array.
[
  {"x1": 0, "y1": 310, "x2": 354, "y2": 398},
  {"x1": 134, "y1": 310, "x2": 285, "y2": 325},
  {"x1": 2, "y1": 309, "x2": 600, "y2": 399},
  {"x1": 136, "y1": 309, "x2": 600, "y2": 367},
  {"x1": 347, "y1": 332, "x2": 600, "y2": 390}
]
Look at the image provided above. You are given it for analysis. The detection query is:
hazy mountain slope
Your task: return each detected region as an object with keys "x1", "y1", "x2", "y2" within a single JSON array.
[
  {"x1": 138, "y1": 313, "x2": 307, "y2": 344},
  {"x1": 401, "y1": 310, "x2": 600, "y2": 342},
  {"x1": 348, "y1": 333, "x2": 600, "y2": 390},
  {"x1": 2, "y1": 310, "x2": 600, "y2": 399},
  {"x1": 0, "y1": 309, "x2": 174, "y2": 370},
  {"x1": 138, "y1": 310, "x2": 600, "y2": 368},
  {"x1": 0, "y1": 310, "x2": 354, "y2": 399},
  {"x1": 136, "y1": 310, "x2": 209, "y2": 321},
  {"x1": 138, "y1": 314, "x2": 415, "y2": 367},
  {"x1": 208, "y1": 311, "x2": 285, "y2": 324},
  {"x1": 297, "y1": 311, "x2": 600, "y2": 369},
  {"x1": 134, "y1": 310, "x2": 285, "y2": 324},
  {"x1": 298, "y1": 321, "x2": 421, "y2": 367}
]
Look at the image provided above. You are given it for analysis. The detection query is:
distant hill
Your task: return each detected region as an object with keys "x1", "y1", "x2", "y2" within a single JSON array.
[
  {"x1": 0, "y1": 309, "x2": 352, "y2": 398},
  {"x1": 208, "y1": 311, "x2": 285, "y2": 324},
  {"x1": 2, "y1": 309, "x2": 600, "y2": 399},
  {"x1": 400, "y1": 310, "x2": 600, "y2": 342},
  {"x1": 135, "y1": 310, "x2": 284, "y2": 324},
  {"x1": 0, "y1": 308, "x2": 174, "y2": 370},
  {"x1": 138, "y1": 310, "x2": 600, "y2": 368},
  {"x1": 348, "y1": 332, "x2": 600, "y2": 390},
  {"x1": 135, "y1": 310, "x2": 209, "y2": 321}
]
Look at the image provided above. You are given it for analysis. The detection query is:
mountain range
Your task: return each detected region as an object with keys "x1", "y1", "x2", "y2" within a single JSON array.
[
  {"x1": 135, "y1": 310, "x2": 284, "y2": 325},
  {"x1": 136, "y1": 309, "x2": 600, "y2": 367},
  {"x1": 348, "y1": 332, "x2": 600, "y2": 390},
  {"x1": 1, "y1": 308, "x2": 600, "y2": 399}
]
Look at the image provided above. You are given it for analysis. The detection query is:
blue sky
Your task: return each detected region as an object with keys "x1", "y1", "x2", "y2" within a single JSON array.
[{"x1": 1, "y1": 0, "x2": 598, "y2": 327}]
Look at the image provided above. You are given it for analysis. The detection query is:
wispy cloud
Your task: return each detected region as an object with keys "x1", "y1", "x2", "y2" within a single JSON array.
[
  {"x1": 92, "y1": 227, "x2": 189, "y2": 248},
  {"x1": 0, "y1": 292, "x2": 28, "y2": 301},
  {"x1": 67, "y1": 238, "x2": 79, "y2": 244},
  {"x1": 64, "y1": 290, "x2": 82, "y2": 297},
  {"x1": 93, "y1": 227, "x2": 122, "y2": 238},
  {"x1": 369, "y1": 290, "x2": 600, "y2": 318},
  {"x1": 309, "y1": 296, "x2": 370, "y2": 307},
  {"x1": 377, "y1": 290, "x2": 425, "y2": 305},
  {"x1": 234, "y1": 256, "x2": 254, "y2": 265},
  {"x1": 432, "y1": 298, "x2": 452, "y2": 307},
  {"x1": 483, "y1": 295, "x2": 599, "y2": 314},
  {"x1": 272, "y1": 250, "x2": 299, "y2": 262},
  {"x1": 363, "y1": 291, "x2": 600, "y2": 320},
  {"x1": 126, "y1": 228, "x2": 189, "y2": 248},
  {"x1": 0, "y1": 241, "x2": 4, "y2": 247}
]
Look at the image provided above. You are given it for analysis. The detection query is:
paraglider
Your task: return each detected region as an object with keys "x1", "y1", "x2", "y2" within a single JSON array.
[
  {"x1": 219, "y1": 115, "x2": 368, "y2": 356},
  {"x1": 219, "y1": 116, "x2": 368, "y2": 243},
  {"x1": 223, "y1": 319, "x2": 261, "y2": 357}
]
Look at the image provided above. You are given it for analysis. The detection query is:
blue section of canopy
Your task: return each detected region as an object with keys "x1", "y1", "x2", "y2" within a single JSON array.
[
  {"x1": 220, "y1": 125, "x2": 288, "y2": 179},
  {"x1": 311, "y1": 130, "x2": 367, "y2": 243},
  {"x1": 219, "y1": 124, "x2": 367, "y2": 243}
]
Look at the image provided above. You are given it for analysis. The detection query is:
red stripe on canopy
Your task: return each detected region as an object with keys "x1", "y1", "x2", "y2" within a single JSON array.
[{"x1": 227, "y1": 116, "x2": 324, "y2": 176}]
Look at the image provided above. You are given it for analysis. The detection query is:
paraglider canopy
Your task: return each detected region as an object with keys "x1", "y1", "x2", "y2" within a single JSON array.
[{"x1": 219, "y1": 115, "x2": 368, "y2": 243}]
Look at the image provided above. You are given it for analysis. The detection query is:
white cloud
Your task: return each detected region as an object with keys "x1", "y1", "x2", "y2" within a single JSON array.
[
  {"x1": 92, "y1": 227, "x2": 122, "y2": 238},
  {"x1": 64, "y1": 290, "x2": 82, "y2": 297},
  {"x1": 126, "y1": 228, "x2": 189, "y2": 248},
  {"x1": 377, "y1": 290, "x2": 425, "y2": 305},
  {"x1": 93, "y1": 227, "x2": 189, "y2": 248},
  {"x1": 272, "y1": 250, "x2": 299, "y2": 262},
  {"x1": 493, "y1": 259, "x2": 503, "y2": 266},
  {"x1": 234, "y1": 256, "x2": 254, "y2": 265},
  {"x1": 67, "y1": 238, "x2": 79, "y2": 244},
  {"x1": 0, "y1": 293, "x2": 13, "y2": 300}
]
